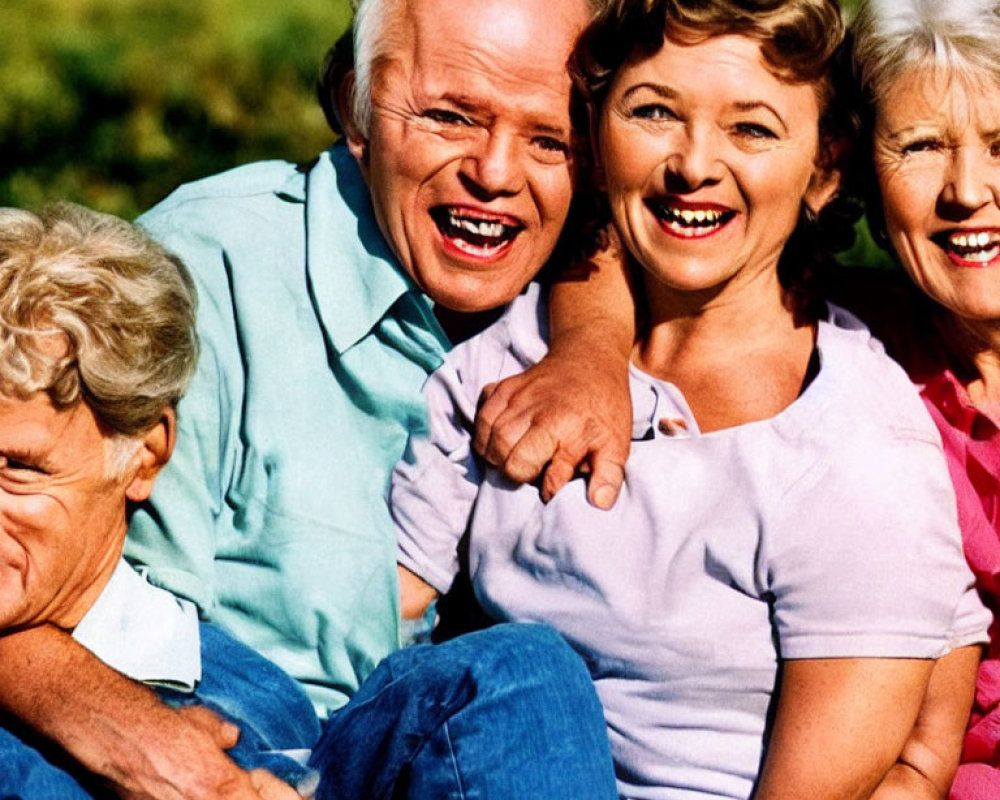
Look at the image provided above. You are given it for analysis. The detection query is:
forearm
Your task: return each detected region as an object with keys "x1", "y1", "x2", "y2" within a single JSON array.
[
  {"x1": 869, "y1": 763, "x2": 949, "y2": 800},
  {"x1": 869, "y1": 646, "x2": 981, "y2": 800},
  {"x1": 0, "y1": 624, "x2": 169, "y2": 776},
  {"x1": 397, "y1": 564, "x2": 439, "y2": 621},
  {"x1": 0, "y1": 624, "x2": 294, "y2": 799},
  {"x1": 548, "y1": 233, "x2": 635, "y2": 362}
]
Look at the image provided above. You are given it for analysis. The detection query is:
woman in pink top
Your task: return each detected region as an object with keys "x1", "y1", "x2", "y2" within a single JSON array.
[{"x1": 850, "y1": 1, "x2": 1000, "y2": 795}]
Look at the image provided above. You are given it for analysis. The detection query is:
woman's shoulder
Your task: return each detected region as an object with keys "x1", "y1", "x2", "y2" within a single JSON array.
[
  {"x1": 811, "y1": 298, "x2": 940, "y2": 446},
  {"x1": 825, "y1": 265, "x2": 948, "y2": 373}
]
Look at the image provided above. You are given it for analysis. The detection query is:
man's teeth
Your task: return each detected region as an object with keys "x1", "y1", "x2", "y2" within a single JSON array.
[
  {"x1": 449, "y1": 214, "x2": 506, "y2": 239},
  {"x1": 949, "y1": 231, "x2": 1000, "y2": 261}
]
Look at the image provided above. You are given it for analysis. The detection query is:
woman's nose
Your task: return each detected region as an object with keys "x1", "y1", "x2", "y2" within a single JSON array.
[{"x1": 939, "y1": 145, "x2": 996, "y2": 214}]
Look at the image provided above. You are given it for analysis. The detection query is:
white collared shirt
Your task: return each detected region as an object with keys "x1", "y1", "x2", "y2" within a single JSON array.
[{"x1": 72, "y1": 559, "x2": 201, "y2": 691}]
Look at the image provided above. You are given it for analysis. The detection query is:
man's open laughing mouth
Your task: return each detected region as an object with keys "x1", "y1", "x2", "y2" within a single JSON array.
[{"x1": 431, "y1": 205, "x2": 525, "y2": 258}]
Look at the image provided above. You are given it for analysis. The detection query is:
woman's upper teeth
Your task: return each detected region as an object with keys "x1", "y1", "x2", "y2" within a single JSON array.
[
  {"x1": 663, "y1": 206, "x2": 724, "y2": 225},
  {"x1": 950, "y1": 231, "x2": 998, "y2": 251}
]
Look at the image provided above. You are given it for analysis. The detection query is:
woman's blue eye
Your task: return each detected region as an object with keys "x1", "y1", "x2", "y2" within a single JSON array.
[
  {"x1": 631, "y1": 104, "x2": 674, "y2": 121},
  {"x1": 734, "y1": 122, "x2": 777, "y2": 140}
]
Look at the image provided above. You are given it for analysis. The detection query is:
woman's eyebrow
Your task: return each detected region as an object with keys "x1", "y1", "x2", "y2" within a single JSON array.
[{"x1": 621, "y1": 82, "x2": 679, "y2": 102}]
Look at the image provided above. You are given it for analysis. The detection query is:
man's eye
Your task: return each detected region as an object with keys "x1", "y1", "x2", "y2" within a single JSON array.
[
  {"x1": 0, "y1": 456, "x2": 42, "y2": 474},
  {"x1": 533, "y1": 136, "x2": 570, "y2": 154},
  {"x1": 529, "y1": 135, "x2": 572, "y2": 165},
  {"x1": 421, "y1": 109, "x2": 473, "y2": 126}
]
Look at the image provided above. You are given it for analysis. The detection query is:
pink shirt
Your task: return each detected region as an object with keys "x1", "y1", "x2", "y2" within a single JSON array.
[{"x1": 922, "y1": 371, "x2": 1000, "y2": 800}]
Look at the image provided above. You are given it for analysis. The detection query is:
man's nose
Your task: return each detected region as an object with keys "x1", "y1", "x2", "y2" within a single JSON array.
[{"x1": 460, "y1": 131, "x2": 526, "y2": 198}]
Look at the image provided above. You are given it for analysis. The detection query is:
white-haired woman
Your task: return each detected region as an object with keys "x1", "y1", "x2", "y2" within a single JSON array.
[{"x1": 848, "y1": 1, "x2": 1000, "y2": 795}]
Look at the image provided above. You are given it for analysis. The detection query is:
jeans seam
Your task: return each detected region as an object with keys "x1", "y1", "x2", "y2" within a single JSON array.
[{"x1": 442, "y1": 721, "x2": 467, "y2": 800}]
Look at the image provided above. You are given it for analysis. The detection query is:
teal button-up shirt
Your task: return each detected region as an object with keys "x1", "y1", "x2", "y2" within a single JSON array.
[{"x1": 125, "y1": 146, "x2": 451, "y2": 716}]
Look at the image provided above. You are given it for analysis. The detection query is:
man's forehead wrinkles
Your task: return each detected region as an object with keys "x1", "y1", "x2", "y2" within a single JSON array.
[{"x1": 408, "y1": 54, "x2": 573, "y2": 123}]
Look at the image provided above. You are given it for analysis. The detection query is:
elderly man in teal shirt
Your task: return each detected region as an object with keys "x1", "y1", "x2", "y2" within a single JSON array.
[
  {"x1": 124, "y1": 147, "x2": 446, "y2": 718},
  {"x1": 0, "y1": 0, "x2": 624, "y2": 797}
]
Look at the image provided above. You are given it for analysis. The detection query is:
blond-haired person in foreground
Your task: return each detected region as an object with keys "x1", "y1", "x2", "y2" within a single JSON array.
[{"x1": 0, "y1": 203, "x2": 317, "y2": 800}]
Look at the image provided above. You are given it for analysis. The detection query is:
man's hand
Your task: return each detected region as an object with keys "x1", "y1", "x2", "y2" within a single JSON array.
[
  {"x1": 474, "y1": 350, "x2": 630, "y2": 509},
  {"x1": 0, "y1": 625, "x2": 301, "y2": 800},
  {"x1": 101, "y1": 704, "x2": 300, "y2": 800},
  {"x1": 474, "y1": 233, "x2": 635, "y2": 510}
]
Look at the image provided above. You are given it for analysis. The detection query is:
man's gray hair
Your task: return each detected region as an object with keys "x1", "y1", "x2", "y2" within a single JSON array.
[
  {"x1": 853, "y1": 0, "x2": 1000, "y2": 106},
  {"x1": 349, "y1": 0, "x2": 396, "y2": 138},
  {"x1": 331, "y1": 0, "x2": 608, "y2": 139},
  {"x1": 0, "y1": 203, "x2": 199, "y2": 438}
]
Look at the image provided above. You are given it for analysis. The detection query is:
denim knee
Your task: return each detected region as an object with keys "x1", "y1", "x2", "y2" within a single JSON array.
[{"x1": 438, "y1": 622, "x2": 592, "y2": 694}]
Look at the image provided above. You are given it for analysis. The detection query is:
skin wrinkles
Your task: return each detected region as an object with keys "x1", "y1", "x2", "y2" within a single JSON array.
[
  {"x1": 876, "y1": 66, "x2": 1000, "y2": 332},
  {"x1": 0, "y1": 394, "x2": 130, "y2": 631},
  {"x1": 347, "y1": 0, "x2": 588, "y2": 315},
  {"x1": 599, "y1": 35, "x2": 828, "y2": 328}
]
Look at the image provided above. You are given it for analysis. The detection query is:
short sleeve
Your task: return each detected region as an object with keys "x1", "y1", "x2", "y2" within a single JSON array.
[
  {"x1": 393, "y1": 284, "x2": 550, "y2": 594},
  {"x1": 392, "y1": 356, "x2": 483, "y2": 594},
  {"x1": 767, "y1": 434, "x2": 986, "y2": 660}
]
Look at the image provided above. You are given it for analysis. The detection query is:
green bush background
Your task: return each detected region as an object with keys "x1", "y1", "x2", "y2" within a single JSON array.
[
  {"x1": 0, "y1": 0, "x2": 885, "y2": 265},
  {"x1": 0, "y1": 0, "x2": 352, "y2": 219}
]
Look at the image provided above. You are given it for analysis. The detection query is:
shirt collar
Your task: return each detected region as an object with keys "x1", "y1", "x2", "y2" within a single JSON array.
[
  {"x1": 303, "y1": 146, "x2": 446, "y2": 355},
  {"x1": 923, "y1": 369, "x2": 1000, "y2": 440},
  {"x1": 72, "y1": 559, "x2": 201, "y2": 692}
]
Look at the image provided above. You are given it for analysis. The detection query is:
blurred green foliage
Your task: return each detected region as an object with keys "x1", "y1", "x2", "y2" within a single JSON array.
[
  {"x1": 0, "y1": 0, "x2": 891, "y2": 269},
  {"x1": 0, "y1": 0, "x2": 352, "y2": 219}
]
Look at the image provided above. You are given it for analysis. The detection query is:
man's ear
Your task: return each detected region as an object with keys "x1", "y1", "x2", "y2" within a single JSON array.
[
  {"x1": 339, "y1": 70, "x2": 370, "y2": 167},
  {"x1": 124, "y1": 407, "x2": 177, "y2": 503},
  {"x1": 804, "y1": 132, "x2": 849, "y2": 216}
]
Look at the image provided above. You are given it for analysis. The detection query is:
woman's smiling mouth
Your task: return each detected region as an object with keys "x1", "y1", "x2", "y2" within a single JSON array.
[
  {"x1": 934, "y1": 229, "x2": 1000, "y2": 267},
  {"x1": 646, "y1": 199, "x2": 736, "y2": 239}
]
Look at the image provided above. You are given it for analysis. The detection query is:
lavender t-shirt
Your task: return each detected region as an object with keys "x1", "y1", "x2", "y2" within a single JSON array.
[{"x1": 393, "y1": 284, "x2": 988, "y2": 799}]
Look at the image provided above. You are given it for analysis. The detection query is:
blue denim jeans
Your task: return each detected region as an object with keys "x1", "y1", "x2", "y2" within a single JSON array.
[
  {"x1": 0, "y1": 622, "x2": 616, "y2": 799},
  {"x1": 0, "y1": 622, "x2": 320, "y2": 799},
  {"x1": 310, "y1": 622, "x2": 618, "y2": 800}
]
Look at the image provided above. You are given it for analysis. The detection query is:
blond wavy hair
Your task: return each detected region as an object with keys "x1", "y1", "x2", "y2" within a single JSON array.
[{"x1": 0, "y1": 203, "x2": 198, "y2": 437}]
